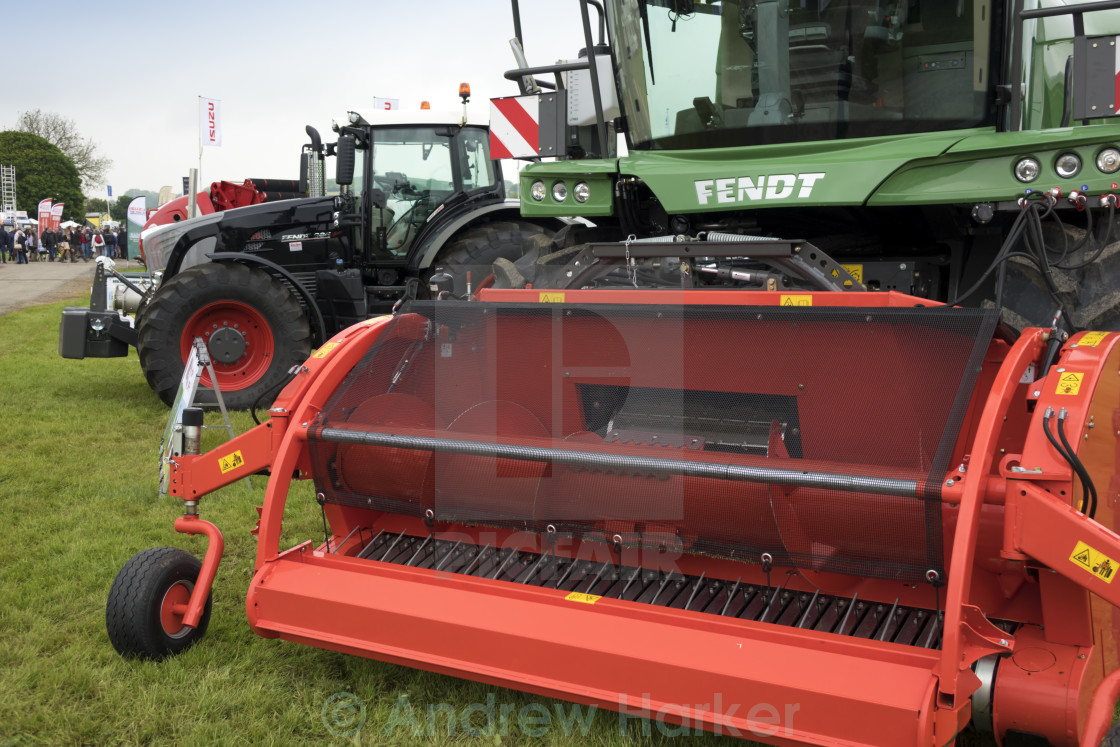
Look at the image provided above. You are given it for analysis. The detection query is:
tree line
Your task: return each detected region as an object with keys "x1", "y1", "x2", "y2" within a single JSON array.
[{"x1": 0, "y1": 110, "x2": 114, "y2": 223}]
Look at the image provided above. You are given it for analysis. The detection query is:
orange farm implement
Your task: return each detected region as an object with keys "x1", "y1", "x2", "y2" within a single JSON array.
[{"x1": 109, "y1": 284, "x2": 1120, "y2": 746}]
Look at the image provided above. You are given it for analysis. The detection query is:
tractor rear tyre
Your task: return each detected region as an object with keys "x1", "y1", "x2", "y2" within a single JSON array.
[
  {"x1": 428, "y1": 220, "x2": 550, "y2": 297},
  {"x1": 138, "y1": 263, "x2": 311, "y2": 409},
  {"x1": 1101, "y1": 722, "x2": 1120, "y2": 747},
  {"x1": 106, "y1": 547, "x2": 212, "y2": 660}
]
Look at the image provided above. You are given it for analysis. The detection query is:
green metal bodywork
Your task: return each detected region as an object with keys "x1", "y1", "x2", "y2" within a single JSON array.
[
  {"x1": 518, "y1": 0, "x2": 1120, "y2": 220},
  {"x1": 519, "y1": 160, "x2": 617, "y2": 217},
  {"x1": 521, "y1": 125, "x2": 1120, "y2": 216}
]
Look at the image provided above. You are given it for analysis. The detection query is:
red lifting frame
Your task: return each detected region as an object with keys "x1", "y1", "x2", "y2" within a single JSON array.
[{"x1": 162, "y1": 290, "x2": 1120, "y2": 746}]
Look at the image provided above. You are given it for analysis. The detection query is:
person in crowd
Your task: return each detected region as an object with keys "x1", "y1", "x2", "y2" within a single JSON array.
[
  {"x1": 91, "y1": 229, "x2": 105, "y2": 257},
  {"x1": 13, "y1": 227, "x2": 26, "y2": 264},
  {"x1": 78, "y1": 227, "x2": 88, "y2": 261},
  {"x1": 58, "y1": 231, "x2": 71, "y2": 262},
  {"x1": 0, "y1": 224, "x2": 10, "y2": 263},
  {"x1": 117, "y1": 224, "x2": 127, "y2": 259},
  {"x1": 70, "y1": 227, "x2": 82, "y2": 262},
  {"x1": 42, "y1": 228, "x2": 56, "y2": 261},
  {"x1": 27, "y1": 228, "x2": 38, "y2": 261},
  {"x1": 103, "y1": 227, "x2": 116, "y2": 258}
]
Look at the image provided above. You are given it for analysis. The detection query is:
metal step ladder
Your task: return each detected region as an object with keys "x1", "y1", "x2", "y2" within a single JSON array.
[
  {"x1": 0, "y1": 165, "x2": 16, "y2": 224},
  {"x1": 158, "y1": 338, "x2": 250, "y2": 494}
]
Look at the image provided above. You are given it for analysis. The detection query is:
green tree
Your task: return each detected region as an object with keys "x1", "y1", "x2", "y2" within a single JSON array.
[
  {"x1": 16, "y1": 110, "x2": 111, "y2": 191},
  {"x1": 114, "y1": 194, "x2": 137, "y2": 217},
  {"x1": 85, "y1": 197, "x2": 108, "y2": 214},
  {"x1": 0, "y1": 131, "x2": 84, "y2": 222}
]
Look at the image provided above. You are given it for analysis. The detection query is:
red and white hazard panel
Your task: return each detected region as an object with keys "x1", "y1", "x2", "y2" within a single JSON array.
[{"x1": 490, "y1": 96, "x2": 540, "y2": 158}]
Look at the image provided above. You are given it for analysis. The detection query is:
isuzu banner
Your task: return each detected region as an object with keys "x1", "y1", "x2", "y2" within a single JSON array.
[
  {"x1": 37, "y1": 198, "x2": 52, "y2": 239},
  {"x1": 50, "y1": 203, "x2": 64, "y2": 231},
  {"x1": 200, "y1": 97, "x2": 222, "y2": 147},
  {"x1": 127, "y1": 195, "x2": 146, "y2": 259}
]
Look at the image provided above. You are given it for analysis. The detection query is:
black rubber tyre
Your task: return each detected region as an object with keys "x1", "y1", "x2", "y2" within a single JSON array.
[
  {"x1": 1100, "y1": 722, "x2": 1120, "y2": 747},
  {"x1": 106, "y1": 547, "x2": 212, "y2": 660},
  {"x1": 427, "y1": 220, "x2": 551, "y2": 297},
  {"x1": 137, "y1": 262, "x2": 311, "y2": 409}
]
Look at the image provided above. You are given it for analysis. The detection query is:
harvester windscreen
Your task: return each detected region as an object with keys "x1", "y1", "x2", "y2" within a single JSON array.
[
  {"x1": 309, "y1": 302, "x2": 997, "y2": 582},
  {"x1": 611, "y1": 0, "x2": 995, "y2": 149}
]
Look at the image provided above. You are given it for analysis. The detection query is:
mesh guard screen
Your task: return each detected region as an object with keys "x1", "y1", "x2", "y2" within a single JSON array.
[{"x1": 308, "y1": 301, "x2": 998, "y2": 582}]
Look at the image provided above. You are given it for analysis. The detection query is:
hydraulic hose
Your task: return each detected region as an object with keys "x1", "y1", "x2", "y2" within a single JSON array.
[
  {"x1": 1058, "y1": 202, "x2": 1115, "y2": 270},
  {"x1": 1057, "y1": 408, "x2": 1098, "y2": 519},
  {"x1": 1043, "y1": 407, "x2": 1088, "y2": 514}
]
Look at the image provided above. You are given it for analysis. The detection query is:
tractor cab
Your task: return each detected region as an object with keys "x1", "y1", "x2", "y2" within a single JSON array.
[
  {"x1": 507, "y1": 0, "x2": 1120, "y2": 329},
  {"x1": 617, "y1": 0, "x2": 995, "y2": 149},
  {"x1": 331, "y1": 109, "x2": 503, "y2": 263}
]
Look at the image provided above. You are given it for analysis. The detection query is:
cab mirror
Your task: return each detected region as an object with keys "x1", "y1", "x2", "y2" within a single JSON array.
[{"x1": 336, "y1": 134, "x2": 356, "y2": 186}]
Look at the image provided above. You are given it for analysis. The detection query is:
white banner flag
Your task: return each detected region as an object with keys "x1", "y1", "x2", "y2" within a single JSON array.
[{"x1": 200, "y1": 97, "x2": 222, "y2": 147}]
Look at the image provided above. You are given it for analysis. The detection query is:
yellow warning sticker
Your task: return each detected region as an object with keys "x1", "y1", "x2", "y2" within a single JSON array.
[
  {"x1": 312, "y1": 342, "x2": 340, "y2": 359},
  {"x1": 780, "y1": 294, "x2": 813, "y2": 307},
  {"x1": 1070, "y1": 541, "x2": 1117, "y2": 584},
  {"x1": 1055, "y1": 372, "x2": 1084, "y2": 396},
  {"x1": 841, "y1": 264, "x2": 864, "y2": 283},
  {"x1": 1078, "y1": 331, "x2": 1109, "y2": 347},
  {"x1": 218, "y1": 450, "x2": 245, "y2": 474},
  {"x1": 564, "y1": 592, "x2": 601, "y2": 605},
  {"x1": 539, "y1": 292, "x2": 566, "y2": 303}
]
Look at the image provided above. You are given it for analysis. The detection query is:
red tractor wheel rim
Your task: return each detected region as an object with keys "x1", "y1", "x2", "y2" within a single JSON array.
[
  {"x1": 159, "y1": 581, "x2": 192, "y2": 638},
  {"x1": 181, "y1": 301, "x2": 275, "y2": 392}
]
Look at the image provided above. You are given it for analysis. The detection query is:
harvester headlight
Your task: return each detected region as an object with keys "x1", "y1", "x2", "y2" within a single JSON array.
[
  {"x1": 89, "y1": 317, "x2": 105, "y2": 332},
  {"x1": 530, "y1": 180, "x2": 546, "y2": 202},
  {"x1": 1054, "y1": 153, "x2": 1082, "y2": 179},
  {"x1": 552, "y1": 181, "x2": 568, "y2": 202},
  {"x1": 1014, "y1": 157, "x2": 1041, "y2": 183},
  {"x1": 573, "y1": 182, "x2": 590, "y2": 203},
  {"x1": 1097, "y1": 147, "x2": 1120, "y2": 174}
]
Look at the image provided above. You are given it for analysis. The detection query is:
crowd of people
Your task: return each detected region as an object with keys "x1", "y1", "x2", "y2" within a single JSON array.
[{"x1": 0, "y1": 224, "x2": 127, "y2": 265}]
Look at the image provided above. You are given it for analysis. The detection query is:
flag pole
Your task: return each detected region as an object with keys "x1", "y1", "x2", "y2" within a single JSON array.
[{"x1": 195, "y1": 96, "x2": 203, "y2": 219}]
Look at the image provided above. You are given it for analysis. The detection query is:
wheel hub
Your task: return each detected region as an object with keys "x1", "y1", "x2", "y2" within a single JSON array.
[
  {"x1": 160, "y1": 581, "x2": 192, "y2": 639},
  {"x1": 208, "y1": 326, "x2": 247, "y2": 363}
]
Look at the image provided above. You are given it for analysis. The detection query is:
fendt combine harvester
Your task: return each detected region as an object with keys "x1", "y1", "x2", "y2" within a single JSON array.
[{"x1": 107, "y1": 0, "x2": 1120, "y2": 744}]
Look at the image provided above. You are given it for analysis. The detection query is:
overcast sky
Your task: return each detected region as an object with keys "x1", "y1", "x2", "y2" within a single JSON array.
[{"x1": 3, "y1": 0, "x2": 592, "y2": 197}]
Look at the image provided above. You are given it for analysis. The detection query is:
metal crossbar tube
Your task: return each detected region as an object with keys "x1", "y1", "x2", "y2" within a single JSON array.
[
  {"x1": 1020, "y1": 0, "x2": 1120, "y2": 19},
  {"x1": 317, "y1": 428, "x2": 921, "y2": 498}
]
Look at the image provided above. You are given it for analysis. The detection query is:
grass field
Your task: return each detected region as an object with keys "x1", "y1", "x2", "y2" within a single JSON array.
[
  {"x1": 0, "y1": 298, "x2": 752, "y2": 746},
  {"x1": 0, "y1": 298, "x2": 1005, "y2": 746}
]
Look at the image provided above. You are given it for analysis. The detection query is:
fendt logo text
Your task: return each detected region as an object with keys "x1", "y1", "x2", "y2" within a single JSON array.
[{"x1": 695, "y1": 172, "x2": 826, "y2": 206}]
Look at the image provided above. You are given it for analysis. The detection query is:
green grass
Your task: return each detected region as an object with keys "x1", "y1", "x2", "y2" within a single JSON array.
[
  {"x1": 0, "y1": 299, "x2": 750, "y2": 746},
  {"x1": 0, "y1": 299, "x2": 1001, "y2": 746}
]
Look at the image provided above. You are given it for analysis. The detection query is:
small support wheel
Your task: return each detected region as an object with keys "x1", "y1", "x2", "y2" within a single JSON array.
[{"x1": 106, "y1": 547, "x2": 212, "y2": 660}]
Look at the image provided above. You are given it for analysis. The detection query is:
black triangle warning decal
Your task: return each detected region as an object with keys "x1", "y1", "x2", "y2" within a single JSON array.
[{"x1": 1073, "y1": 549, "x2": 1091, "y2": 568}]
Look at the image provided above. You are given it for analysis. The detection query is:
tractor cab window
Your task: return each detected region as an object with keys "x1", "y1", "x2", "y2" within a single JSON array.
[
  {"x1": 347, "y1": 145, "x2": 368, "y2": 255},
  {"x1": 457, "y1": 127, "x2": 497, "y2": 192},
  {"x1": 610, "y1": 0, "x2": 996, "y2": 149},
  {"x1": 369, "y1": 127, "x2": 455, "y2": 254}
]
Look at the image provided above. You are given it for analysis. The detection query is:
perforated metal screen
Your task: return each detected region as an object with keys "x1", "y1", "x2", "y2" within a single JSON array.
[{"x1": 308, "y1": 301, "x2": 998, "y2": 582}]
